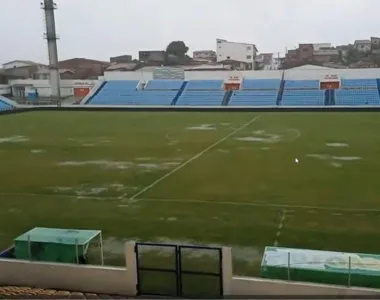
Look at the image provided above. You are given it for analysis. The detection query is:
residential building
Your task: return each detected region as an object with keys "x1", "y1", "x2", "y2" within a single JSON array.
[
  {"x1": 313, "y1": 48, "x2": 340, "y2": 63},
  {"x1": 255, "y1": 53, "x2": 279, "y2": 70},
  {"x1": 139, "y1": 51, "x2": 166, "y2": 65},
  {"x1": 312, "y1": 43, "x2": 332, "y2": 51},
  {"x1": 58, "y1": 58, "x2": 109, "y2": 79},
  {"x1": 286, "y1": 49, "x2": 298, "y2": 60},
  {"x1": 354, "y1": 40, "x2": 371, "y2": 53},
  {"x1": 106, "y1": 63, "x2": 138, "y2": 72},
  {"x1": 3, "y1": 64, "x2": 45, "y2": 78},
  {"x1": 2, "y1": 60, "x2": 39, "y2": 70},
  {"x1": 371, "y1": 37, "x2": 380, "y2": 46},
  {"x1": 216, "y1": 39, "x2": 258, "y2": 69},
  {"x1": 371, "y1": 37, "x2": 380, "y2": 53},
  {"x1": 110, "y1": 55, "x2": 132, "y2": 64},
  {"x1": 33, "y1": 67, "x2": 75, "y2": 80},
  {"x1": 193, "y1": 50, "x2": 216, "y2": 61},
  {"x1": 299, "y1": 44, "x2": 314, "y2": 61}
]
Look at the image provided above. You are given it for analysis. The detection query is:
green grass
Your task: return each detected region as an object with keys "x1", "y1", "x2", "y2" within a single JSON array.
[{"x1": 0, "y1": 111, "x2": 380, "y2": 278}]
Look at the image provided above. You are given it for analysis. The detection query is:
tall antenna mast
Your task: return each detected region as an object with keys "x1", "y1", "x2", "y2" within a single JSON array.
[{"x1": 41, "y1": 0, "x2": 61, "y2": 106}]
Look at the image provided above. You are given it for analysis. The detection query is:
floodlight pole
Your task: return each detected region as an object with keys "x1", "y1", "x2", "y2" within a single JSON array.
[{"x1": 41, "y1": 0, "x2": 61, "y2": 107}]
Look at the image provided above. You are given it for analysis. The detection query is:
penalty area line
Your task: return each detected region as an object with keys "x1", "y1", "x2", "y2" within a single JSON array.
[
  {"x1": 135, "y1": 197, "x2": 380, "y2": 213},
  {"x1": 1, "y1": 191, "x2": 380, "y2": 214}
]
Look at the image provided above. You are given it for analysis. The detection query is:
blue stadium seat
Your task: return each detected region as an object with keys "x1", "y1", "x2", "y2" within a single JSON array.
[
  {"x1": 241, "y1": 79, "x2": 280, "y2": 90},
  {"x1": 229, "y1": 90, "x2": 277, "y2": 106},
  {"x1": 185, "y1": 80, "x2": 223, "y2": 90},
  {"x1": 341, "y1": 79, "x2": 377, "y2": 88},
  {"x1": 0, "y1": 96, "x2": 13, "y2": 110},
  {"x1": 335, "y1": 90, "x2": 380, "y2": 106},
  {"x1": 282, "y1": 90, "x2": 324, "y2": 106},
  {"x1": 88, "y1": 81, "x2": 176, "y2": 106},
  {"x1": 144, "y1": 80, "x2": 183, "y2": 90},
  {"x1": 90, "y1": 91, "x2": 176, "y2": 106},
  {"x1": 176, "y1": 91, "x2": 225, "y2": 106},
  {"x1": 285, "y1": 80, "x2": 319, "y2": 89}
]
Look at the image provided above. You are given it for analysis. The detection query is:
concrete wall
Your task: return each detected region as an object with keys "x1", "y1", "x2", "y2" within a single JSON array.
[
  {"x1": 1, "y1": 240, "x2": 380, "y2": 297},
  {"x1": 101, "y1": 68, "x2": 380, "y2": 82},
  {"x1": 104, "y1": 70, "x2": 153, "y2": 81},
  {"x1": 0, "y1": 242, "x2": 137, "y2": 296},
  {"x1": 8, "y1": 80, "x2": 97, "y2": 98}
]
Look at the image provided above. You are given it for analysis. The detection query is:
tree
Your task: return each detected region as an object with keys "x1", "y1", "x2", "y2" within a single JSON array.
[
  {"x1": 166, "y1": 41, "x2": 189, "y2": 58},
  {"x1": 344, "y1": 45, "x2": 361, "y2": 65}
]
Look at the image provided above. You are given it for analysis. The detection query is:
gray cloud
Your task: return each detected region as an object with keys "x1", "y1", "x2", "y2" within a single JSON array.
[{"x1": 1, "y1": 0, "x2": 379, "y2": 64}]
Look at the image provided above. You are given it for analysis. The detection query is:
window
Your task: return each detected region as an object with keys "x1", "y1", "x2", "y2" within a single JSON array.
[
  {"x1": 246, "y1": 55, "x2": 252, "y2": 59},
  {"x1": 302, "y1": 48, "x2": 309, "y2": 52},
  {"x1": 247, "y1": 46, "x2": 251, "y2": 50}
]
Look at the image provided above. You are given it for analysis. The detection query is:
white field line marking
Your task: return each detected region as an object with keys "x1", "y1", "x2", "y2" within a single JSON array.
[
  {"x1": 136, "y1": 197, "x2": 380, "y2": 213},
  {"x1": 274, "y1": 209, "x2": 287, "y2": 247},
  {"x1": 1, "y1": 192, "x2": 380, "y2": 214},
  {"x1": 129, "y1": 115, "x2": 262, "y2": 200}
]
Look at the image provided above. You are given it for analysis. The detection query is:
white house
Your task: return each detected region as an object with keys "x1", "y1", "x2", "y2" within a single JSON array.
[
  {"x1": 354, "y1": 40, "x2": 371, "y2": 53},
  {"x1": 2, "y1": 60, "x2": 39, "y2": 70},
  {"x1": 216, "y1": 39, "x2": 258, "y2": 68}
]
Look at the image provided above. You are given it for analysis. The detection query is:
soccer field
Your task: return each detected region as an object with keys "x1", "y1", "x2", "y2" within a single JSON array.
[{"x1": 0, "y1": 111, "x2": 380, "y2": 276}]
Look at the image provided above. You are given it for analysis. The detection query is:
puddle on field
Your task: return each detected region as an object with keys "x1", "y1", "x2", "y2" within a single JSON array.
[
  {"x1": 186, "y1": 124, "x2": 216, "y2": 131},
  {"x1": 51, "y1": 183, "x2": 138, "y2": 197},
  {"x1": 307, "y1": 154, "x2": 362, "y2": 168},
  {"x1": 0, "y1": 135, "x2": 29, "y2": 143},
  {"x1": 30, "y1": 149, "x2": 45, "y2": 154},
  {"x1": 236, "y1": 130, "x2": 282, "y2": 143},
  {"x1": 333, "y1": 156, "x2": 362, "y2": 161},
  {"x1": 217, "y1": 149, "x2": 229, "y2": 153},
  {"x1": 326, "y1": 143, "x2": 349, "y2": 148},
  {"x1": 307, "y1": 154, "x2": 362, "y2": 162},
  {"x1": 58, "y1": 160, "x2": 132, "y2": 169},
  {"x1": 58, "y1": 159, "x2": 183, "y2": 171}
]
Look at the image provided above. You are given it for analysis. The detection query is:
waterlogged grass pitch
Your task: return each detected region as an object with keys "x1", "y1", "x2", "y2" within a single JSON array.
[{"x1": 0, "y1": 111, "x2": 380, "y2": 276}]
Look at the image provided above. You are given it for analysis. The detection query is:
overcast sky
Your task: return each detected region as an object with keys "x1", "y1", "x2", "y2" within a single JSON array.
[{"x1": 1, "y1": 0, "x2": 379, "y2": 64}]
